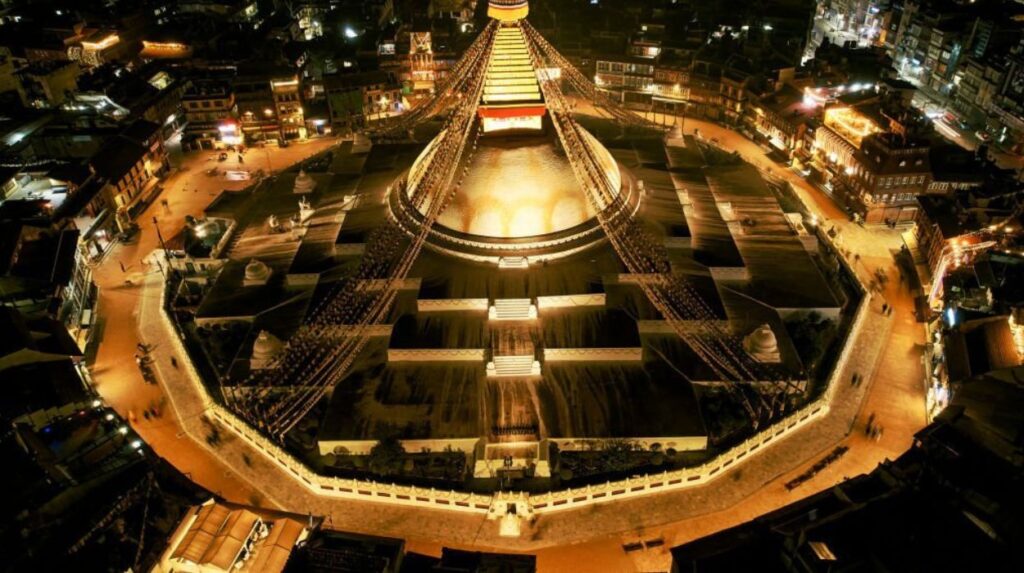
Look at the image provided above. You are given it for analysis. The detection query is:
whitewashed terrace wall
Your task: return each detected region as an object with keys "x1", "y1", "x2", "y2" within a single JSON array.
[
  {"x1": 417, "y1": 298, "x2": 489, "y2": 312},
  {"x1": 543, "y1": 348, "x2": 643, "y2": 362},
  {"x1": 387, "y1": 348, "x2": 486, "y2": 362}
]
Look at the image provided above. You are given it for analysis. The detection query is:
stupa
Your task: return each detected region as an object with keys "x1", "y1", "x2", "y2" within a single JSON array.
[
  {"x1": 250, "y1": 330, "x2": 284, "y2": 370},
  {"x1": 743, "y1": 324, "x2": 782, "y2": 363},
  {"x1": 293, "y1": 169, "x2": 316, "y2": 194},
  {"x1": 243, "y1": 258, "x2": 272, "y2": 286},
  {"x1": 390, "y1": 3, "x2": 633, "y2": 263}
]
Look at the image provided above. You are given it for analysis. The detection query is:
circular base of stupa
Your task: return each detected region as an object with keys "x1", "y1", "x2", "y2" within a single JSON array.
[{"x1": 389, "y1": 126, "x2": 637, "y2": 264}]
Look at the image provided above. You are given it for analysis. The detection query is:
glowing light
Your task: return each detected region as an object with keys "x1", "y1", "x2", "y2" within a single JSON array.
[
  {"x1": 118, "y1": 426, "x2": 129, "y2": 435},
  {"x1": 344, "y1": 26, "x2": 358, "y2": 39},
  {"x1": 142, "y1": 41, "x2": 188, "y2": 52},
  {"x1": 83, "y1": 33, "x2": 120, "y2": 50},
  {"x1": 824, "y1": 107, "x2": 880, "y2": 147}
]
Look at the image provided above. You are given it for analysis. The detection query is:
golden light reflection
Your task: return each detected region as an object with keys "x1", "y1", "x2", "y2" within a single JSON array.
[
  {"x1": 419, "y1": 136, "x2": 608, "y2": 238},
  {"x1": 824, "y1": 107, "x2": 879, "y2": 147}
]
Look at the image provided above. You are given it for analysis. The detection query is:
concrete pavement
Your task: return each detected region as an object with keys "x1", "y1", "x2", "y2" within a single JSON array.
[{"x1": 88, "y1": 136, "x2": 340, "y2": 507}]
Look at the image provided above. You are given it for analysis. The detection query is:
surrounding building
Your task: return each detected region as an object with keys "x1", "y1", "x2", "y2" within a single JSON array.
[
  {"x1": 16, "y1": 60, "x2": 81, "y2": 108},
  {"x1": 325, "y1": 70, "x2": 403, "y2": 132},
  {"x1": 155, "y1": 499, "x2": 314, "y2": 573},
  {"x1": 182, "y1": 79, "x2": 238, "y2": 151},
  {"x1": 89, "y1": 121, "x2": 169, "y2": 232}
]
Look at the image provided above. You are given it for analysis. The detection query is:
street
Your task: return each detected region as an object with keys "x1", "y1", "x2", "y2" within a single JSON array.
[{"x1": 88, "y1": 135, "x2": 339, "y2": 506}]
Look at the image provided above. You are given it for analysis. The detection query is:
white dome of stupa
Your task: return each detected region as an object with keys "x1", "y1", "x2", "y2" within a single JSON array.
[
  {"x1": 293, "y1": 169, "x2": 316, "y2": 194},
  {"x1": 243, "y1": 258, "x2": 271, "y2": 286},
  {"x1": 250, "y1": 330, "x2": 284, "y2": 369},
  {"x1": 744, "y1": 323, "x2": 781, "y2": 363}
]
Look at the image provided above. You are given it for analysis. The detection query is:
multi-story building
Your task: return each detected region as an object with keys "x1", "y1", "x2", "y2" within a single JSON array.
[
  {"x1": 750, "y1": 83, "x2": 817, "y2": 157},
  {"x1": 594, "y1": 53, "x2": 656, "y2": 107},
  {"x1": 271, "y1": 75, "x2": 306, "y2": 141},
  {"x1": 233, "y1": 69, "x2": 305, "y2": 143},
  {"x1": 182, "y1": 79, "x2": 237, "y2": 151},
  {"x1": 814, "y1": 96, "x2": 938, "y2": 222},
  {"x1": 0, "y1": 46, "x2": 20, "y2": 97},
  {"x1": 847, "y1": 131, "x2": 932, "y2": 222},
  {"x1": 89, "y1": 121, "x2": 168, "y2": 232},
  {"x1": 812, "y1": 0, "x2": 891, "y2": 53},
  {"x1": 952, "y1": 55, "x2": 1005, "y2": 125},
  {"x1": 325, "y1": 70, "x2": 403, "y2": 132},
  {"x1": 16, "y1": 60, "x2": 81, "y2": 108},
  {"x1": 914, "y1": 191, "x2": 1023, "y2": 305}
]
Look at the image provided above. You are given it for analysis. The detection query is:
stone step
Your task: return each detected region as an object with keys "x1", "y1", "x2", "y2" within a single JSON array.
[
  {"x1": 487, "y1": 355, "x2": 541, "y2": 377},
  {"x1": 498, "y1": 256, "x2": 529, "y2": 269},
  {"x1": 488, "y1": 298, "x2": 536, "y2": 321}
]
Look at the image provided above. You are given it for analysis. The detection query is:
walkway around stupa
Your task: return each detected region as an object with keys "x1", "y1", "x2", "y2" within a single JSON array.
[{"x1": 135, "y1": 192, "x2": 897, "y2": 550}]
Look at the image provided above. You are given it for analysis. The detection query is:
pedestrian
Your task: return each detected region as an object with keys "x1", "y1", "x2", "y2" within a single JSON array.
[
  {"x1": 877, "y1": 427, "x2": 885, "y2": 441},
  {"x1": 170, "y1": 356, "x2": 178, "y2": 369},
  {"x1": 882, "y1": 303, "x2": 888, "y2": 314},
  {"x1": 119, "y1": 261, "x2": 126, "y2": 273}
]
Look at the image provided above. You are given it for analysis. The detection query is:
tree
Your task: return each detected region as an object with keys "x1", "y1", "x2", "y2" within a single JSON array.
[
  {"x1": 368, "y1": 435, "x2": 406, "y2": 476},
  {"x1": 786, "y1": 311, "x2": 838, "y2": 373}
]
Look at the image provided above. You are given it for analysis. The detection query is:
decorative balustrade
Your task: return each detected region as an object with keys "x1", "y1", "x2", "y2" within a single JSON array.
[
  {"x1": 417, "y1": 298, "x2": 489, "y2": 312},
  {"x1": 542, "y1": 348, "x2": 643, "y2": 362},
  {"x1": 387, "y1": 348, "x2": 486, "y2": 362},
  {"x1": 535, "y1": 293, "x2": 606, "y2": 309}
]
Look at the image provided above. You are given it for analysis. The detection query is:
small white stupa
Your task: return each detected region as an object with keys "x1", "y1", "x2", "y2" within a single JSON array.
[
  {"x1": 293, "y1": 169, "x2": 316, "y2": 194},
  {"x1": 298, "y1": 196, "x2": 315, "y2": 224},
  {"x1": 250, "y1": 330, "x2": 284, "y2": 370},
  {"x1": 743, "y1": 323, "x2": 782, "y2": 363},
  {"x1": 243, "y1": 258, "x2": 271, "y2": 286}
]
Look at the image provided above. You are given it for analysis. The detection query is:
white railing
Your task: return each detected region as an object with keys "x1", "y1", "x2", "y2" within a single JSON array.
[{"x1": 543, "y1": 348, "x2": 643, "y2": 362}]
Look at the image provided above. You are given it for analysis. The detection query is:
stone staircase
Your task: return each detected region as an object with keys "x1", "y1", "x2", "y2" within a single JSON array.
[
  {"x1": 498, "y1": 256, "x2": 529, "y2": 269},
  {"x1": 489, "y1": 298, "x2": 537, "y2": 321},
  {"x1": 487, "y1": 354, "x2": 541, "y2": 377}
]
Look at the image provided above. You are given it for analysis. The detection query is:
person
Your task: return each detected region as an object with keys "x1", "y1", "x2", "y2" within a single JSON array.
[{"x1": 170, "y1": 356, "x2": 179, "y2": 369}]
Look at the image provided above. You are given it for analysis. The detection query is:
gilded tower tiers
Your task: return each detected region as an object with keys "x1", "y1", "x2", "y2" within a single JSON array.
[{"x1": 487, "y1": 0, "x2": 529, "y2": 22}]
